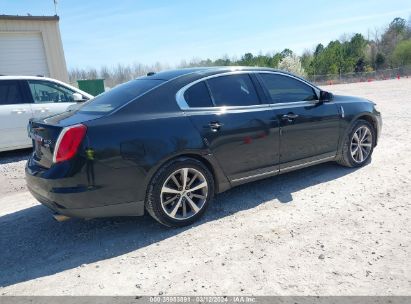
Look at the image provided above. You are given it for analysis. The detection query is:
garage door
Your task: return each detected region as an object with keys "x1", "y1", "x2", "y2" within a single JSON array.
[{"x1": 0, "y1": 32, "x2": 49, "y2": 77}]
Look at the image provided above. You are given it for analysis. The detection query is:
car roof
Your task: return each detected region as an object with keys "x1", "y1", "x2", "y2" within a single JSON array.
[
  {"x1": 0, "y1": 75, "x2": 58, "y2": 81},
  {"x1": 143, "y1": 66, "x2": 318, "y2": 91},
  {"x1": 144, "y1": 66, "x2": 308, "y2": 82},
  {"x1": 144, "y1": 66, "x2": 285, "y2": 80},
  {"x1": 0, "y1": 75, "x2": 94, "y2": 98}
]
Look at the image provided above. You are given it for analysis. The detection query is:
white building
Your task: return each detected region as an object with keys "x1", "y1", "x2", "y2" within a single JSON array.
[{"x1": 0, "y1": 15, "x2": 69, "y2": 83}]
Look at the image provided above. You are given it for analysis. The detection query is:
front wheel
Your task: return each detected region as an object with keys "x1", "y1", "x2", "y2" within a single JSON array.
[
  {"x1": 337, "y1": 119, "x2": 376, "y2": 167},
  {"x1": 145, "y1": 158, "x2": 214, "y2": 227}
]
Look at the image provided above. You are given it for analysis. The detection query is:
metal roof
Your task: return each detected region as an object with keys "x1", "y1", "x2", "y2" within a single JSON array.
[{"x1": 0, "y1": 15, "x2": 59, "y2": 21}]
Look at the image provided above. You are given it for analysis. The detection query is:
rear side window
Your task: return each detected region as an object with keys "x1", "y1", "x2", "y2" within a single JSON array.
[
  {"x1": 184, "y1": 81, "x2": 213, "y2": 107},
  {"x1": 79, "y1": 79, "x2": 164, "y2": 113},
  {"x1": 259, "y1": 73, "x2": 317, "y2": 103},
  {"x1": 0, "y1": 80, "x2": 24, "y2": 105},
  {"x1": 207, "y1": 74, "x2": 259, "y2": 107}
]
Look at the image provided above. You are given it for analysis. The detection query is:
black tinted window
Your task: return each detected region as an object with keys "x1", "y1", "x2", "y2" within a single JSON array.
[
  {"x1": 207, "y1": 74, "x2": 259, "y2": 107},
  {"x1": 184, "y1": 81, "x2": 213, "y2": 107},
  {"x1": 259, "y1": 73, "x2": 317, "y2": 103},
  {"x1": 79, "y1": 79, "x2": 164, "y2": 113},
  {"x1": 0, "y1": 81, "x2": 24, "y2": 105}
]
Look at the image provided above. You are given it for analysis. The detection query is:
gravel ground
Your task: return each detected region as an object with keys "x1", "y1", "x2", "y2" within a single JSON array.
[
  {"x1": 0, "y1": 149, "x2": 30, "y2": 196},
  {"x1": 0, "y1": 78, "x2": 410, "y2": 296}
]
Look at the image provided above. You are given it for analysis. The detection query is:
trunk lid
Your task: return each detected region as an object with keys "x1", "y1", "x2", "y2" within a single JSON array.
[
  {"x1": 28, "y1": 120, "x2": 62, "y2": 169},
  {"x1": 28, "y1": 111, "x2": 102, "y2": 168}
]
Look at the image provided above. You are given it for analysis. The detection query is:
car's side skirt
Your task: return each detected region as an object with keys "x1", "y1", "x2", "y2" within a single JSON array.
[
  {"x1": 280, "y1": 152, "x2": 337, "y2": 173},
  {"x1": 228, "y1": 152, "x2": 336, "y2": 187},
  {"x1": 230, "y1": 165, "x2": 280, "y2": 186}
]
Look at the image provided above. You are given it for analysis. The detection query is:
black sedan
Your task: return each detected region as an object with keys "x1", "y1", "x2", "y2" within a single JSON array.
[{"x1": 26, "y1": 67, "x2": 382, "y2": 227}]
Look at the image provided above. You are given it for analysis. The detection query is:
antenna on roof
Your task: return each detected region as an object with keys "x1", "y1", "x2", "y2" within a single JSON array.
[
  {"x1": 147, "y1": 72, "x2": 156, "y2": 76},
  {"x1": 53, "y1": 0, "x2": 58, "y2": 15}
]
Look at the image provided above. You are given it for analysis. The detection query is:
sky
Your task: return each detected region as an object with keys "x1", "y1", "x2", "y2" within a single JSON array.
[{"x1": 1, "y1": 0, "x2": 411, "y2": 69}]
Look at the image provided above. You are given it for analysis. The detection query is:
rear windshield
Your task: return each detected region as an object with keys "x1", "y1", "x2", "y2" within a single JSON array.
[{"x1": 78, "y1": 79, "x2": 164, "y2": 113}]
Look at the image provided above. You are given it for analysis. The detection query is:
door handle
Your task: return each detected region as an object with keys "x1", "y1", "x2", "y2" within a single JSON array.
[
  {"x1": 11, "y1": 109, "x2": 26, "y2": 114},
  {"x1": 207, "y1": 121, "x2": 223, "y2": 132},
  {"x1": 281, "y1": 113, "x2": 299, "y2": 122}
]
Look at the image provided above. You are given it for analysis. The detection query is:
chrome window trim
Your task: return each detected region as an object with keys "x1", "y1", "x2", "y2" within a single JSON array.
[
  {"x1": 179, "y1": 103, "x2": 274, "y2": 115},
  {"x1": 175, "y1": 70, "x2": 321, "y2": 111}
]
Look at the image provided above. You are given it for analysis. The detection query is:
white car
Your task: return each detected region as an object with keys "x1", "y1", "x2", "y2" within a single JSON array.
[{"x1": 0, "y1": 76, "x2": 93, "y2": 152}]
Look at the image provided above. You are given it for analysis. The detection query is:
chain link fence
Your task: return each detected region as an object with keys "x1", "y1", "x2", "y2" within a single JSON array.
[
  {"x1": 69, "y1": 65, "x2": 411, "y2": 89},
  {"x1": 307, "y1": 65, "x2": 411, "y2": 86}
]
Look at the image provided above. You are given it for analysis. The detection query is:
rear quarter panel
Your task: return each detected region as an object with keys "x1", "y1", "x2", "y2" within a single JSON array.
[{"x1": 83, "y1": 81, "x2": 230, "y2": 203}]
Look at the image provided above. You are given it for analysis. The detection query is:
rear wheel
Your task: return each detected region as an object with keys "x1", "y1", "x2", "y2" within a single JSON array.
[
  {"x1": 145, "y1": 158, "x2": 214, "y2": 227},
  {"x1": 337, "y1": 119, "x2": 375, "y2": 167}
]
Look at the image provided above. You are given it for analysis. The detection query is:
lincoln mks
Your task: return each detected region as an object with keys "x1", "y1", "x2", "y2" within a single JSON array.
[{"x1": 26, "y1": 67, "x2": 382, "y2": 227}]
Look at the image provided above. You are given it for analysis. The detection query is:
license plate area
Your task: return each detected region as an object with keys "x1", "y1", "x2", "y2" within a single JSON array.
[
  {"x1": 28, "y1": 122, "x2": 61, "y2": 169},
  {"x1": 29, "y1": 128, "x2": 53, "y2": 164},
  {"x1": 34, "y1": 138, "x2": 43, "y2": 158}
]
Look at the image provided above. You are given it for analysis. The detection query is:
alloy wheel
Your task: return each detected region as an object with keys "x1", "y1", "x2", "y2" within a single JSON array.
[
  {"x1": 160, "y1": 168, "x2": 208, "y2": 220},
  {"x1": 350, "y1": 125, "x2": 373, "y2": 163}
]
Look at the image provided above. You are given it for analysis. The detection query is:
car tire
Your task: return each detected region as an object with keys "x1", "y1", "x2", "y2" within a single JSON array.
[
  {"x1": 145, "y1": 158, "x2": 214, "y2": 227},
  {"x1": 336, "y1": 119, "x2": 376, "y2": 168}
]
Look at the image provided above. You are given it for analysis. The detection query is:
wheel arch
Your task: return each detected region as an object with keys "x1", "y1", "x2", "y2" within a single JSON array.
[
  {"x1": 144, "y1": 151, "x2": 231, "y2": 197},
  {"x1": 350, "y1": 113, "x2": 379, "y2": 146},
  {"x1": 337, "y1": 112, "x2": 379, "y2": 156}
]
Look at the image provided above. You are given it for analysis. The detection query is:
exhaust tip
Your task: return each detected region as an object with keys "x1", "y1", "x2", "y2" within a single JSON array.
[{"x1": 53, "y1": 214, "x2": 71, "y2": 222}]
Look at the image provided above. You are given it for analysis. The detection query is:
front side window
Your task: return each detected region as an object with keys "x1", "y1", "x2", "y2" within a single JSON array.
[
  {"x1": 28, "y1": 80, "x2": 77, "y2": 103},
  {"x1": 184, "y1": 81, "x2": 213, "y2": 108},
  {"x1": 259, "y1": 73, "x2": 317, "y2": 103},
  {"x1": 207, "y1": 74, "x2": 259, "y2": 107},
  {"x1": 0, "y1": 80, "x2": 24, "y2": 105}
]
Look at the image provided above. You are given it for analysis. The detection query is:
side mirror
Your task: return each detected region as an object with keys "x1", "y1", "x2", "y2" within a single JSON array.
[
  {"x1": 319, "y1": 91, "x2": 333, "y2": 102},
  {"x1": 72, "y1": 93, "x2": 85, "y2": 102}
]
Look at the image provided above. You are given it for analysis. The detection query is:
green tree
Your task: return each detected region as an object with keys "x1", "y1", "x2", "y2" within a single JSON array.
[
  {"x1": 312, "y1": 40, "x2": 345, "y2": 75},
  {"x1": 314, "y1": 44, "x2": 324, "y2": 56},
  {"x1": 380, "y1": 17, "x2": 408, "y2": 66},
  {"x1": 348, "y1": 34, "x2": 367, "y2": 58},
  {"x1": 389, "y1": 17, "x2": 407, "y2": 35},
  {"x1": 354, "y1": 58, "x2": 366, "y2": 72},
  {"x1": 392, "y1": 39, "x2": 411, "y2": 66},
  {"x1": 301, "y1": 50, "x2": 314, "y2": 75},
  {"x1": 280, "y1": 48, "x2": 293, "y2": 58},
  {"x1": 375, "y1": 53, "x2": 386, "y2": 69},
  {"x1": 241, "y1": 53, "x2": 254, "y2": 65}
]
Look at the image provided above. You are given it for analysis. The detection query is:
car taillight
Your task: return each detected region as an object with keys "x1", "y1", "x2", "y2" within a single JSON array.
[{"x1": 53, "y1": 124, "x2": 87, "y2": 163}]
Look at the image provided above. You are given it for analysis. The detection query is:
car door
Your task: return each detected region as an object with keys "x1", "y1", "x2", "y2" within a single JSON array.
[
  {"x1": 257, "y1": 72, "x2": 341, "y2": 171},
  {"x1": 0, "y1": 80, "x2": 34, "y2": 151},
  {"x1": 180, "y1": 73, "x2": 280, "y2": 183},
  {"x1": 26, "y1": 79, "x2": 78, "y2": 119}
]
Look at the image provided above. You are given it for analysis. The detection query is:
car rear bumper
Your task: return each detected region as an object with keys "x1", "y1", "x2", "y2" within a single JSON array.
[{"x1": 25, "y1": 160, "x2": 145, "y2": 218}]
